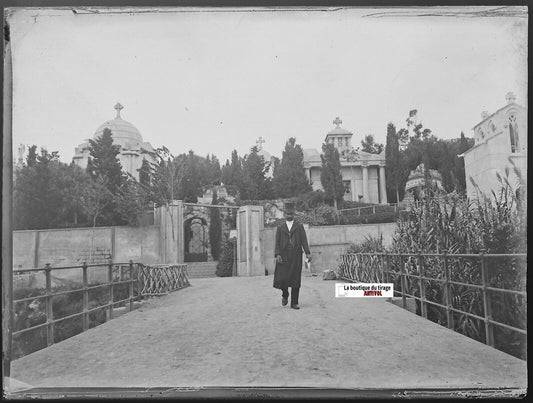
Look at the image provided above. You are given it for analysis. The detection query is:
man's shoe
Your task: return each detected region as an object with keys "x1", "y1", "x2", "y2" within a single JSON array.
[
  {"x1": 282, "y1": 297, "x2": 288, "y2": 306},
  {"x1": 290, "y1": 304, "x2": 300, "y2": 310}
]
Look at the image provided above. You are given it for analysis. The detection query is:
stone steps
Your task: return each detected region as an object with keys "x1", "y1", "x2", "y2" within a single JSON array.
[{"x1": 186, "y1": 262, "x2": 218, "y2": 279}]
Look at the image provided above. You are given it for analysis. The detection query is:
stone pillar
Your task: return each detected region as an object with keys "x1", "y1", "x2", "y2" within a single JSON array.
[
  {"x1": 379, "y1": 164, "x2": 388, "y2": 204},
  {"x1": 362, "y1": 163, "x2": 369, "y2": 203},
  {"x1": 237, "y1": 205, "x2": 265, "y2": 276},
  {"x1": 156, "y1": 200, "x2": 184, "y2": 264}
]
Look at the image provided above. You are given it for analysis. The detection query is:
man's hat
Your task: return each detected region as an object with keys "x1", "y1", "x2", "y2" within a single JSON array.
[{"x1": 284, "y1": 202, "x2": 295, "y2": 212}]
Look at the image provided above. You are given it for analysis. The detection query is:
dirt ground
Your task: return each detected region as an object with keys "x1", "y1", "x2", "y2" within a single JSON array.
[{"x1": 8, "y1": 274, "x2": 527, "y2": 391}]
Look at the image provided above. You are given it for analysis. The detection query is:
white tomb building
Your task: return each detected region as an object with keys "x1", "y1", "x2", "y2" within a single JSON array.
[
  {"x1": 72, "y1": 103, "x2": 157, "y2": 180},
  {"x1": 302, "y1": 117, "x2": 388, "y2": 204},
  {"x1": 462, "y1": 92, "x2": 527, "y2": 200}
]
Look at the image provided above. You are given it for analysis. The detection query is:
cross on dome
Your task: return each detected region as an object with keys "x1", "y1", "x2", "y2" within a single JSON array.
[
  {"x1": 333, "y1": 117, "x2": 342, "y2": 128},
  {"x1": 505, "y1": 92, "x2": 516, "y2": 104},
  {"x1": 256, "y1": 136, "x2": 265, "y2": 150},
  {"x1": 114, "y1": 102, "x2": 124, "y2": 119}
]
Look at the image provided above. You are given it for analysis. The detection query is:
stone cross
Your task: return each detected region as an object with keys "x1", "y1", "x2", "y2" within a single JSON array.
[
  {"x1": 505, "y1": 92, "x2": 516, "y2": 104},
  {"x1": 114, "y1": 102, "x2": 124, "y2": 118},
  {"x1": 256, "y1": 136, "x2": 265, "y2": 150},
  {"x1": 333, "y1": 117, "x2": 342, "y2": 128}
]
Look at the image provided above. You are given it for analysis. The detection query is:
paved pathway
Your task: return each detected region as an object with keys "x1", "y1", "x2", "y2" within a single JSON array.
[{"x1": 10, "y1": 275, "x2": 527, "y2": 390}]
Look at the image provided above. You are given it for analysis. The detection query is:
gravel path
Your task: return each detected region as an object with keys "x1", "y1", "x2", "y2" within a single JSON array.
[{"x1": 10, "y1": 275, "x2": 527, "y2": 390}]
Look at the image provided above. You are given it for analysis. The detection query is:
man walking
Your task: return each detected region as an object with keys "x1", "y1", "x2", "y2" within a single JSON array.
[{"x1": 273, "y1": 202, "x2": 311, "y2": 309}]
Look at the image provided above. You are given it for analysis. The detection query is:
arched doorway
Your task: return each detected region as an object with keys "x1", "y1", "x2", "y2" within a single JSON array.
[{"x1": 184, "y1": 217, "x2": 208, "y2": 262}]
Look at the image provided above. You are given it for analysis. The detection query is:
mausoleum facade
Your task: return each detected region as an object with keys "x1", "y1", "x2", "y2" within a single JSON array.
[
  {"x1": 72, "y1": 103, "x2": 157, "y2": 180},
  {"x1": 462, "y1": 93, "x2": 527, "y2": 200},
  {"x1": 303, "y1": 117, "x2": 387, "y2": 204}
]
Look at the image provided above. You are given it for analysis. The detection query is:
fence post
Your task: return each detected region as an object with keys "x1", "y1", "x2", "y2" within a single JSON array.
[
  {"x1": 107, "y1": 263, "x2": 114, "y2": 321},
  {"x1": 232, "y1": 240, "x2": 237, "y2": 277},
  {"x1": 418, "y1": 252, "x2": 427, "y2": 319},
  {"x1": 399, "y1": 254, "x2": 406, "y2": 309},
  {"x1": 385, "y1": 253, "x2": 390, "y2": 285},
  {"x1": 82, "y1": 262, "x2": 89, "y2": 331},
  {"x1": 380, "y1": 253, "x2": 385, "y2": 283},
  {"x1": 480, "y1": 250, "x2": 494, "y2": 347},
  {"x1": 372, "y1": 205, "x2": 376, "y2": 214},
  {"x1": 129, "y1": 260, "x2": 134, "y2": 312},
  {"x1": 44, "y1": 263, "x2": 54, "y2": 346},
  {"x1": 443, "y1": 250, "x2": 454, "y2": 330}
]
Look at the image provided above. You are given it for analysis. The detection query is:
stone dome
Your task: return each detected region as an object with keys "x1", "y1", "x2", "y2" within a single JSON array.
[{"x1": 94, "y1": 103, "x2": 143, "y2": 149}]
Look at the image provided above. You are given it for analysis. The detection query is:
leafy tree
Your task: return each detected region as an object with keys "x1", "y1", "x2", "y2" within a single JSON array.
[
  {"x1": 241, "y1": 146, "x2": 273, "y2": 200},
  {"x1": 58, "y1": 163, "x2": 93, "y2": 226},
  {"x1": 26, "y1": 145, "x2": 38, "y2": 167},
  {"x1": 144, "y1": 147, "x2": 184, "y2": 246},
  {"x1": 221, "y1": 149, "x2": 244, "y2": 197},
  {"x1": 14, "y1": 148, "x2": 71, "y2": 229},
  {"x1": 138, "y1": 158, "x2": 152, "y2": 187},
  {"x1": 177, "y1": 150, "x2": 205, "y2": 203},
  {"x1": 360, "y1": 134, "x2": 384, "y2": 154},
  {"x1": 320, "y1": 143, "x2": 344, "y2": 209},
  {"x1": 273, "y1": 137, "x2": 312, "y2": 198},
  {"x1": 79, "y1": 175, "x2": 113, "y2": 229},
  {"x1": 209, "y1": 189, "x2": 222, "y2": 260},
  {"x1": 115, "y1": 178, "x2": 152, "y2": 226},
  {"x1": 221, "y1": 159, "x2": 231, "y2": 186},
  {"x1": 147, "y1": 146, "x2": 182, "y2": 205},
  {"x1": 205, "y1": 154, "x2": 221, "y2": 186}
]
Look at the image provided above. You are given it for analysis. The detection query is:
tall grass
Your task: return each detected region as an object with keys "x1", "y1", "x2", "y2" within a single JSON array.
[{"x1": 341, "y1": 167, "x2": 526, "y2": 359}]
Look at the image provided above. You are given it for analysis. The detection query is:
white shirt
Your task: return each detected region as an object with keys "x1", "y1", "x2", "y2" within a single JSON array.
[{"x1": 286, "y1": 220, "x2": 294, "y2": 232}]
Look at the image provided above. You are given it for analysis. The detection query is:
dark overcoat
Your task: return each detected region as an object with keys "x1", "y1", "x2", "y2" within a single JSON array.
[{"x1": 273, "y1": 221, "x2": 310, "y2": 289}]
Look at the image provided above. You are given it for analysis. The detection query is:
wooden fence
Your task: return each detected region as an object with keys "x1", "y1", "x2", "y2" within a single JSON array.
[
  {"x1": 138, "y1": 264, "x2": 190, "y2": 296},
  {"x1": 12, "y1": 261, "x2": 190, "y2": 349},
  {"x1": 338, "y1": 251, "x2": 527, "y2": 350}
]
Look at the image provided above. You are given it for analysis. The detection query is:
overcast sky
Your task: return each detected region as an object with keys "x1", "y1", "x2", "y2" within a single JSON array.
[{"x1": 8, "y1": 6, "x2": 528, "y2": 164}]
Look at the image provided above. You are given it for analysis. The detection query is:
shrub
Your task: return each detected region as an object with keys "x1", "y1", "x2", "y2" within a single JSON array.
[
  {"x1": 346, "y1": 235, "x2": 385, "y2": 253},
  {"x1": 216, "y1": 237, "x2": 236, "y2": 277},
  {"x1": 340, "y1": 211, "x2": 399, "y2": 225}
]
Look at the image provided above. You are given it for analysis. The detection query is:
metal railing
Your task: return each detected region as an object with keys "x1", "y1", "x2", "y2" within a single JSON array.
[
  {"x1": 13, "y1": 261, "x2": 141, "y2": 347},
  {"x1": 12, "y1": 261, "x2": 191, "y2": 349},
  {"x1": 338, "y1": 203, "x2": 406, "y2": 216},
  {"x1": 338, "y1": 252, "x2": 527, "y2": 349}
]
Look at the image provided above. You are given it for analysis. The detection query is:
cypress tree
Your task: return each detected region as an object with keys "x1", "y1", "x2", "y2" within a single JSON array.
[
  {"x1": 209, "y1": 189, "x2": 222, "y2": 260},
  {"x1": 273, "y1": 137, "x2": 312, "y2": 198},
  {"x1": 320, "y1": 143, "x2": 344, "y2": 209}
]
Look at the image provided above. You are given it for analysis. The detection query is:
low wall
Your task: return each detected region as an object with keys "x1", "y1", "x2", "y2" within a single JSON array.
[
  {"x1": 13, "y1": 225, "x2": 162, "y2": 289},
  {"x1": 260, "y1": 223, "x2": 397, "y2": 275},
  {"x1": 13, "y1": 225, "x2": 161, "y2": 270}
]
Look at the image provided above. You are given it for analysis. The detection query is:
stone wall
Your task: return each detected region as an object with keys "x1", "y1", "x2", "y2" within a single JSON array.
[
  {"x1": 13, "y1": 225, "x2": 161, "y2": 270},
  {"x1": 261, "y1": 222, "x2": 397, "y2": 275}
]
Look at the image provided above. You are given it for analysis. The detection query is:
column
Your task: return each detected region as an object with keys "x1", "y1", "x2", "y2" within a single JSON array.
[
  {"x1": 237, "y1": 205, "x2": 265, "y2": 276},
  {"x1": 379, "y1": 164, "x2": 388, "y2": 204},
  {"x1": 350, "y1": 167, "x2": 356, "y2": 201},
  {"x1": 157, "y1": 200, "x2": 184, "y2": 264},
  {"x1": 362, "y1": 163, "x2": 369, "y2": 203}
]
